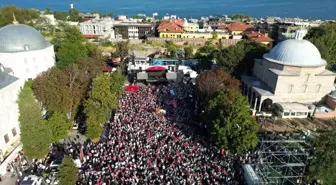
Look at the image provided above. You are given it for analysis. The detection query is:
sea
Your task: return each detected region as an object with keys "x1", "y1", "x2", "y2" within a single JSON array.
[{"x1": 1, "y1": 0, "x2": 336, "y2": 20}]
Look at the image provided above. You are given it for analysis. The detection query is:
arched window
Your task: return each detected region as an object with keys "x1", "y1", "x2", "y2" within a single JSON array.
[
  {"x1": 316, "y1": 84, "x2": 322, "y2": 93},
  {"x1": 302, "y1": 84, "x2": 308, "y2": 93},
  {"x1": 288, "y1": 84, "x2": 294, "y2": 93}
]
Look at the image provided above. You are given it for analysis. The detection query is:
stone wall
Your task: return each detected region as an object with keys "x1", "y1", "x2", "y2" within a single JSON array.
[{"x1": 147, "y1": 37, "x2": 240, "y2": 46}]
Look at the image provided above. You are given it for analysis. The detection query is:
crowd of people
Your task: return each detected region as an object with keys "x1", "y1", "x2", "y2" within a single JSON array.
[{"x1": 75, "y1": 80, "x2": 247, "y2": 185}]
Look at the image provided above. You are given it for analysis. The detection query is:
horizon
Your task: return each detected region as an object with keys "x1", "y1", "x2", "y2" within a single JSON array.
[{"x1": 1, "y1": 0, "x2": 335, "y2": 20}]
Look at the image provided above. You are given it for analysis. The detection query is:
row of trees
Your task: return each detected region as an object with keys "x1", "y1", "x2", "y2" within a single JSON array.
[
  {"x1": 195, "y1": 40, "x2": 268, "y2": 75},
  {"x1": 305, "y1": 23, "x2": 336, "y2": 71},
  {"x1": 17, "y1": 25, "x2": 125, "y2": 159},
  {"x1": 85, "y1": 72, "x2": 125, "y2": 140},
  {"x1": 196, "y1": 70, "x2": 259, "y2": 154}
]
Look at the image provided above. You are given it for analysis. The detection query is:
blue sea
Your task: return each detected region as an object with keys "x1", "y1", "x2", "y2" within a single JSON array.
[{"x1": 1, "y1": 0, "x2": 336, "y2": 19}]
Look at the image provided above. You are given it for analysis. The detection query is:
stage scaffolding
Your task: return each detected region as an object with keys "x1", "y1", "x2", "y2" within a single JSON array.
[{"x1": 254, "y1": 133, "x2": 310, "y2": 185}]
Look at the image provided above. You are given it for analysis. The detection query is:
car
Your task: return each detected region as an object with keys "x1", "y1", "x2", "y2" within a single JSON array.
[{"x1": 20, "y1": 175, "x2": 42, "y2": 185}]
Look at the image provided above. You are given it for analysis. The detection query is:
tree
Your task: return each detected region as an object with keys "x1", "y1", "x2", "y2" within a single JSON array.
[
  {"x1": 53, "y1": 11, "x2": 68, "y2": 21},
  {"x1": 32, "y1": 67, "x2": 71, "y2": 115},
  {"x1": 68, "y1": 8, "x2": 83, "y2": 22},
  {"x1": 58, "y1": 156, "x2": 79, "y2": 185},
  {"x1": 44, "y1": 8, "x2": 52, "y2": 15},
  {"x1": 196, "y1": 70, "x2": 240, "y2": 103},
  {"x1": 114, "y1": 41, "x2": 130, "y2": 66},
  {"x1": 309, "y1": 129, "x2": 336, "y2": 184},
  {"x1": 211, "y1": 31, "x2": 218, "y2": 39},
  {"x1": 54, "y1": 25, "x2": 88, "y2": 69},
  {"x1": 17, "y1": 81, "x2": 51, "y2": 159},
  {"x1": 205, "y1": 89, "x2": 259, "y2": 154},
  {"x1": 305, "y1": 23, "x2": 336, "y2": 71},
  {"x1": 215, "y1": 39, "x2": 268, "y2": 75},
  {"x1": 195, "y1": 41, "x2": 218, "y2": 70},
  {"x1": 85, "y1": 74, "x2": 118, "y2": 140},
  {"x1": 184, "y1": 46, "x2": 194, "y2": 59},
  {"x1": 0, "y1": 6, "x2": 39, "y2": 27},
  {"x1": 33, "y1": 52, "x2": 105, "y2": 121},
  {"x1": 110, "y1": 70, "x2": 126, "y2": 101},
  {"x1": 47, "y1": 112, "x2": 72, "y2": 143},
  {"x1": 230, "y1": 14, "x2": 250, "y2": 21},
  {"x1": 56, "y1": 41, "x2": 88, "y2": 69}
]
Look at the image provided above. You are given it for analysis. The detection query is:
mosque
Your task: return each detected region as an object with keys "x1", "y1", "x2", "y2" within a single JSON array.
[
  {"x1": 242, "y1": 29, "x2": 336, "y2": 118},
  {"x1": 0, "y1": 17, "x2": 55, "y2": 161}
]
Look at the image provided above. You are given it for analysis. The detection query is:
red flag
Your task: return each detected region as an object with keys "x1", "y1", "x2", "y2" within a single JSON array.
[{"x1": 79, "y1": 147, "x2": 84, "y2": 161}]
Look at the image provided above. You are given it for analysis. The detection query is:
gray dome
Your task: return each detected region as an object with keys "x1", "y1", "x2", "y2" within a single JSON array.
[
  {"x1": 0, "y1": 24, "x2": 51, "y2": 53},
  {"x1": 263, "y1": 39, "x2": 326, "y2": 67}
]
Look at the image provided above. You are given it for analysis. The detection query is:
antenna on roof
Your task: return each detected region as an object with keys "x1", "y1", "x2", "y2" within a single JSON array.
[{"x1": 12, "y1": 13, "x2": 18, "y2": 24}]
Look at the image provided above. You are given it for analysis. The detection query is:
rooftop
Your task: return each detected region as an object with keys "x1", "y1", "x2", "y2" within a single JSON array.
[
  {"x1": 245, "y1": 31, "x2": 273, "y2": 43},
  {"x1": 225, "y1": 22, "x2": 254, "y2": 32},
  {"x1": 157, "y1": 20, "x2": 185, "y2": 33},
  {"x1": 242, "y1": 75, "x2": 274, "y2": 96}
]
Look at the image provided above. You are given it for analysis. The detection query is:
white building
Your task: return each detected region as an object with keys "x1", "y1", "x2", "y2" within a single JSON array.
[
  {"x1": 0, "y1": 22, "x2": 55, "y2": 160},
  {"x1": 242, "y1": 30, "x2": 336, "y2": 118},
  {"x1": 79, "y1": 18, "x2": 115, "y2": 39}
]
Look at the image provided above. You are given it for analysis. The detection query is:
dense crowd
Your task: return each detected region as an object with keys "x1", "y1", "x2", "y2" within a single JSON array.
[{"x1": 74, "y1": 81, "x2": 247, "y2": 185}]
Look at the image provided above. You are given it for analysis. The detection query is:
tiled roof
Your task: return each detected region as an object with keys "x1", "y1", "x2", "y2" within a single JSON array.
[
  {"x1": 246, "y1": 32, "x2": 273, "y2": 43},
  {"x1": 226, "y1": 22, "x2": 254, "y2": 32},
  {"x1": 83, "y1": 34, "x2": 100, "y2": 38},
  {"x1": 157, "y1": 20, "x2": 185, "y2": 33}
]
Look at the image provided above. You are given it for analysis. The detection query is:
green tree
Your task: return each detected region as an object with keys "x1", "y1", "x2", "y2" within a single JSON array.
[
  {"x1": 54, "y1": 25, "x2": 88, "y2": 69},
  {"x1": 309, "y1": 129, "x2": 336, "y2": 184},
  {"x1": 44, "y1": 8, "x2": 52, "y2": 15},
  {"x1": 58, "y1": 156, "x2": 79, "y2": 185},
  {"x1": 56, "y1": 41, "x2": 88, "y2": 69},
  {"x1": 85, "y1": 74, "x2": 118, "y2": 140},
  {"x1": 306, "y1": 23, "x2": 336, "y2": 71},
  {"x1": 184, "y1": 46, "x2": 194, "y2": 59},
  {"x1": 110, "y1": 70, "x2": 126, "y2": 100},
  {"x1": 17, "y1": 81, "x2": 51, "y2": 159},
  {"x1": 195, "y1": 41, "x2": 218, "y2": 70},
  {"x1": 0, "y1": 6, "x2": 39, "y2": 27},
  {"x1": 230, "y1": 14, "x2": 250, "y2": 21},
  {"x1": 205, "y1": 89, "x2": 259, "y2": 154},
  {"x1": 53, "y1": 11, "x2": 68, "y2": 21},
  {"x1": 215, "y1": 39, "x2": 268, "y2": 75},
  {"x1": 196, "y1": 70, "x2": 240, "y2": 110},
  {"x1": 114, "y1": 41, "x2": 130, "y2": 64},
  {"x1": 47, "y1": 112, "x2": 72, "y2": 143},
  {"x1": 211, "y1": 31, "x2": 218, "y2": 39},
  {"x1": 68, "y1": 8, "x2": 83, "y2": 22}
]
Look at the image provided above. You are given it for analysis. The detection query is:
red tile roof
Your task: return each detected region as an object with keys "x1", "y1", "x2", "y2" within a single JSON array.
[
  {"x1": 83, "y1": 34, "x2": 100, "y2": 39},
  {"x1": 226, "y1": 22, "x2": 254, "y2": 32},
  {"x1": 245, "y1": 32, "x2": 273, "y2": 43},
  {"x1": 157, "y1": 20, "x2": 185, "y2": 33}
]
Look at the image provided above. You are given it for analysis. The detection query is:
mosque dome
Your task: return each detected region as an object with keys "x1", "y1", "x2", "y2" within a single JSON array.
[
  {"x1": 0, "y1": 24, "x2": 51, "y2": 53},
  {"x1": 263, "y1": 39, "x2": 327, "y2": 67}
]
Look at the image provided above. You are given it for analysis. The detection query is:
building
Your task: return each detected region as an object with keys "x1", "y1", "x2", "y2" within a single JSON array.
[
  {"x1": 0, "y1": 21, "x2": 55, "y2": 160},
  {"x1": 79, "y1": 18, "x2": 115, "y2": 39},
  {"x1": 245, "y1": 31, "x2": 274, "y2": 47},
  {"x1": 157, "y1": 20, "x2": 184, "y2": 38},
  {"x1": 114, "y1": 23, "x2": 152, "y2": 39},
  {"x1": 241, "y1": 30, "x2": 335, "y2": 118},
  {"x1": 225, "y1": 22, "x2": 255, "y2": 35}
]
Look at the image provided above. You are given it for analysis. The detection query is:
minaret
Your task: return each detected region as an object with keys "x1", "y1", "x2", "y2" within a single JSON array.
[
  {"x1": 294, "y1": 27, "x2": 307, "y2": 40},
  {"x1": 70, "y1": 0, "x2": 74, "y2": 9},
  {"x1": 12, "y1": 13, "x2": 18, "y2": 24}
]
